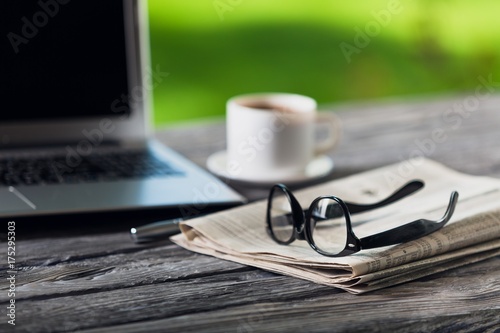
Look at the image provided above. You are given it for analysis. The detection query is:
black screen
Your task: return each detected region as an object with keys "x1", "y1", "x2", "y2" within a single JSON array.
[{"x1": 0, "y1": 0, "x2": 130, "y2": 121}]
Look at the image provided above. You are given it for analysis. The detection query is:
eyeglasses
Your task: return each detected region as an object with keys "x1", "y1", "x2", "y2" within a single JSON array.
[{"x1": 266, "y1": 180, "x2": 459, "y2": 257}]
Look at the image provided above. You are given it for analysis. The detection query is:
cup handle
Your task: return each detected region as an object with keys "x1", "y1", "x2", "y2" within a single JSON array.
[{"x1": 314, "y1": 112, "x2": 342, "y2": 156}]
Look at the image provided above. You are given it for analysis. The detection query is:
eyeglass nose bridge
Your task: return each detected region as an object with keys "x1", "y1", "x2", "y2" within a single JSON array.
[{"x1": 295, "y1": 224, "x2": 307, "y2": 240}]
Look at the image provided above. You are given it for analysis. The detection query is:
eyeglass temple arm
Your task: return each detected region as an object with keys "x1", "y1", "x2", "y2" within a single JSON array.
[
  {"x1": 307, "y1": 180, "x2": 424, "y2": 220},
  {"x1": 345, "y1": 180, "x2": 425, "y2": 215},
  {"x1": 359, "y1": 191, "x2": 459, "y2": 249}
]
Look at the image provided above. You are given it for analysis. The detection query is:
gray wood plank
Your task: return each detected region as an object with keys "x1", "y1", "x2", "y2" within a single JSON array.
[
  {"x1": 10, "y1": 257, "x2": 498, "y2": 333},
  {"x1": 0, "y1": 244, "x2": 247, "y2": 302},
  {"x1": 80, "y1": 304, "x2": 500, "y2": 333},
  {"x1": 8, "y1": 231, "x2": 172, "y2": 267}
]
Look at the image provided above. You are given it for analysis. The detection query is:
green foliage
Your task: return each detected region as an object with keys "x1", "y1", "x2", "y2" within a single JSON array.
[{"x1": 148, "y1": 0, "x2": 500, "y2": 125}]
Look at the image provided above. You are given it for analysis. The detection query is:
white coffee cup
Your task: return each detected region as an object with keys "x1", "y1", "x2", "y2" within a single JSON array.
[{"x1": 225, "y1": 93, "x2": 341, "y2": 181}]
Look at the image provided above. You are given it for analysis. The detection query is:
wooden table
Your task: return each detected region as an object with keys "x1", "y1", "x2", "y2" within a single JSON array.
[{"x1": 6, "y1": 95, "x2": 500, "y2": 332}]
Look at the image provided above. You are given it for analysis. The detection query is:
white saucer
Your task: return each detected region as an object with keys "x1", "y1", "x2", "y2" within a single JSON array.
[{"x1": 206, "y1": 151, "x2": 334, "y2": 187}]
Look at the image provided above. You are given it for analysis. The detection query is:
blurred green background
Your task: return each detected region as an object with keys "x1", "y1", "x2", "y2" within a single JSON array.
[{"x1": 148, "y1": 0, "x2": 500, "y2": 126}]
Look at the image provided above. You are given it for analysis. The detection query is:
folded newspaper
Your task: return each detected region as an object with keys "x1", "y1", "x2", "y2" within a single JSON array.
[{"x1": 171, "y1": 159, "x2": 500, "y2": 294}]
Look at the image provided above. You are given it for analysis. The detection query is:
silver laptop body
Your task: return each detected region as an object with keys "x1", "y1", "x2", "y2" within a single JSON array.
[{"x1": 0, "y1": 0, "x2": 244, "y2": 218}]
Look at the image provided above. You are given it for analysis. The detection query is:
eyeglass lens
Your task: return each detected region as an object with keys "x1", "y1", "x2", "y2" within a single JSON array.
[
  {"x1": 269, "y1": 186, "x2": 295, "y2": 243},
  {"x1": 308, "y1": 198, "x2": 348, "y2": 255}
]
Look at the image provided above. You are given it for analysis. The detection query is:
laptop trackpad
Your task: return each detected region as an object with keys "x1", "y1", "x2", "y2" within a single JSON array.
[{"x1": 0, "y1": 187, "x2": 37, "y2": 212}]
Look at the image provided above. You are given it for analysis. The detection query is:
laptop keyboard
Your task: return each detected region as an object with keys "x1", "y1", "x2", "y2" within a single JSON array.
[{"x1": 0, "y1": 151, "x2": 183, "y2": 186}]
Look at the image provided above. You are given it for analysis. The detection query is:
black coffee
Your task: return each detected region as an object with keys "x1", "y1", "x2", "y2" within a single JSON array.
[{"x1": 241, "y1": 101, "x2": 294, "y2": 113}]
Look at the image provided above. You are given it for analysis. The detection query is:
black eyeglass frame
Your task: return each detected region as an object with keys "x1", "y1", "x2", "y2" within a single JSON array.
[{"x1": 266, "y1": 180, "x2": 459, "y2": 257}]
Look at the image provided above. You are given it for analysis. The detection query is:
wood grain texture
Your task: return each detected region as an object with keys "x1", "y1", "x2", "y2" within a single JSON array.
[{"x1": 2, "y1": 95, "x2": 500, "y2": 332}]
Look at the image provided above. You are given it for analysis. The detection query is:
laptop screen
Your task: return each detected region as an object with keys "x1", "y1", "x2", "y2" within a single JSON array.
[{"x1": 1, "y1": 0, "x2": 130, "y2": 122}]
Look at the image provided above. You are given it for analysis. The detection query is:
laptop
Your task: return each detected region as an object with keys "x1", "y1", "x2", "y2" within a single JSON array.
[{"x1": 0, "y1": 0, "x2": 244, "y2": 220}]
